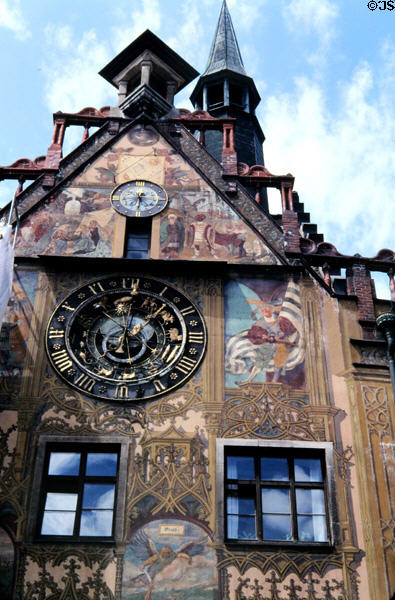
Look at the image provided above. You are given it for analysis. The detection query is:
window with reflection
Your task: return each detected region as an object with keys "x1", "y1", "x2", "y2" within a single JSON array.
[
  {"x1": 125, "y1": 220, "x2": 150, "y2": 259},
  {"x1": 225, "y1": 450, "x2": 329, "y2": 544},
  {"x1": 38, "y1": 445, "x2": 119, "y2": 540}
]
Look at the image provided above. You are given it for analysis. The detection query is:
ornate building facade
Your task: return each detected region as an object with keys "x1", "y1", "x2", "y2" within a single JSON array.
[{"x1": 0, "y1": 2, "x2": 394, "y2": 599}]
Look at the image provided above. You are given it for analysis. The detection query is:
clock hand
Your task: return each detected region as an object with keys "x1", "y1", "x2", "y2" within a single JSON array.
[
  {"x1": 102, "y1": 311, "x2": 125, "y2": 330},
  {"x1": 125, "y1": 329, "x2": 132, "y2": 364},
  {"x1": 126, "y1": 329, "x2": 157, "y2": 352},
  {"x1": 114, "y1": 330, "x2": 128, "y2": 354},
  {"x1": 115, "y1": 303, "x2": 133, "y2": 353},
  {"x1": 130, "y1": 303, "x2": 166, "y2": 336}
]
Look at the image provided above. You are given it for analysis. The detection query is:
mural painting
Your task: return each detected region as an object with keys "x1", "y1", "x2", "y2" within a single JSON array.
[
  {"x1": 14, "y1": 125, "x2": 276, "y2": 265},
  {"x1": 16, "y1": 187, "x2": 115, "y2": 258},
  {"x1": 159, "y1": 192, "x2": 273, "y2": 263},
  {"x1": 0, "y1": 528, "x2": 14, "y2": 600},
  {"x1": 0, "y1": 269, "x2": 38, "y2": 377},
  {"x1": 224, "y1": 277, "x2": 305, "y2": 389},
  {"x1": 122, "y1": 519, "x2": 217, "y2": 600},
  {"x1": 110, "y1": 125, "x2": 275, "y2": 264}
]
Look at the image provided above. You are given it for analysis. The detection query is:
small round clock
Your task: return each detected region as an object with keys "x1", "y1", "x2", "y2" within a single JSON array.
[
  {"x1": 110, "y1": 180, "x2": 168, "y2": 218},
  {"x1": 46, "y1": 275, "x2": 206, "y2": 402}
]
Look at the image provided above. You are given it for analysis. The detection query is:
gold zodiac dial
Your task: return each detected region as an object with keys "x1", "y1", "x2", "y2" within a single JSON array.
[{"x1": 46, "y1": 276, "x2": 206, "y2": 401}]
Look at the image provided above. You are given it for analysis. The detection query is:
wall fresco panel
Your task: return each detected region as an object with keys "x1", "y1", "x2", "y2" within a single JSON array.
[
  {"x1": 14, "y1": 125, "x2": 278, "y2": 265},
  {"x1": 122, "y1": 519, "x2": 217, "y2": 600},
  {"x1": 224, "y1": 276, "x2": 305, "y2": 390}
]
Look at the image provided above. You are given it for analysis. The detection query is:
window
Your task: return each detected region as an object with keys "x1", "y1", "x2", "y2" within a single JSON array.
[
  {"x1": 29, "y1": 436, "x2": 128, "y2": 542},
  {"x1": 217, "y1": 440, "x2": 337, "y2": 547},
  {"x1": 229, "y1": 83, "x2": 244, "y2": 107},
  {"x1": 208, "y1": 83, "x2": 224, "y2": 109},
  {"x1": 125, "y1": 220, "x2": 150, "y2": 258}
]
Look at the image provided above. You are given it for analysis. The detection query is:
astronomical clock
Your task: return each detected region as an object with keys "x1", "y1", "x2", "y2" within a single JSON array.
[{"x1": 46, "y1": 275, "x2": 206, "y2": 401}]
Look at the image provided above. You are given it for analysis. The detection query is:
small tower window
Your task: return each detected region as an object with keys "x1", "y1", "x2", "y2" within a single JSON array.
[
  {"x1": 149, "y1": 73, "x2": 167, "y2": 98},
  {"x1": 124, "y1": 220, "x2": 151, "y2": 259},
  {"x1": 126, "y1": 75, "x2": 140, "y2": 95},
  {"x1": 208, "y1": 83, "x2": 224, "y2": 109},
  {"x1": 229, "y1": 83, "x2": 244, "y2": 107}
]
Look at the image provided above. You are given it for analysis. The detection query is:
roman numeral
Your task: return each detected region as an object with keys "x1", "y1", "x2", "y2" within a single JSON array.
[
  {"x1": 136, "y1": 181, "x2": 145, "y2": 187},
  {"x1": 145, "y1": 361, "x2": 158, "y2": 375},
  {"x1": 180, "y1": 306, "x2": 195, "y2": 316},
  {"x1": 162, "y1": 345, "x2": 171, "y2": 360},
  {"x1": 176, "y1": 356, "x2": 197, "y2": 374},
  {"x1": 88, "y1": 282, "x2": 104, "y2": 295},
  {"x1": 48, "y1": 328, "x2": 64, "y2": 339},
  {"x1": 51, "y1": 349, "x2": 72, "y2": 372},
  {"x1": 189, "y1": 332, "x2": 204, "y2": 344},
  {"x1": 62, "y1": 302, "x2": 75, "y2": 312},
  {"x1": 114, "y1": 385, "x2": 129, "y2": 399},
  {"x1": 122, "y1": 277, "x2": 139, "y2": 290},
  {"x1": 159, "y1": 286, "x2": 168, "y2": 296},
  {"x1": 74, "y1": 373, "x2": 95, "y2": 391},
  {"x1": 166, "y1": 345, "x2": 180, "y2": 363},
  {"x1": 153, "y1": 379, "x2": 166, "y2": 392}
]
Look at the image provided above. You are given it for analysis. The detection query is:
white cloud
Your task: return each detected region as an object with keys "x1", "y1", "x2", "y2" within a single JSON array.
[
  {"x1": 166, "y1": 0, "x2": 205, "y2": 67},
  {"x1": 0, "y1": 181, "x2": 17, "y2": 210},
  {"x1": 42, "y1": 26, "x2": 112, "y2": 113},
  {"x1": 283, "y1": 0, "x2": 338, "y2": 51},
  {"x1": 0, "y1": 0, "x2": 30, "y2": 41},
  {"x1": 261, "y1": 54, "x2": 395, "y2": 260},
  {"x1": 111, "y1": 0, "x2": 162, "y2": 52},
  {"x1": 54, "y1": 24, "x2": 73, "y2": 50},
  {"x1": 226, "y1": 0, "x2": 268, "y2": 31}
]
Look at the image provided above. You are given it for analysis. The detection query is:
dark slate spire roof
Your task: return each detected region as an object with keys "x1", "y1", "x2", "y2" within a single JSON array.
[{"x1": 203, "y1": 0, "x2": 247, "y2": 76}]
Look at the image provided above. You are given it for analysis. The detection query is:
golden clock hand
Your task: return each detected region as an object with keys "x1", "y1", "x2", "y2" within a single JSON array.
[
  {"x1": 115, "y1": 331, "x2": 127, "y2": 354},
  {"x1": 153, "y1": 303, "x2": 166, "y2": 318},
  {"x1": 126, "y1": 330, "x2": 157, "y2": 352},
  {"x1": 115, "y1": 302, "x2": 134, "y2": 353},
  {"x1": 125, "y1": 329, "x2": 132, "y2": 364},
  {"x1": 95, "y1": 310, "x2": 129, "y2": 354},
  {"x1": 102, "y1": 311, "x2": 125, "y2": 330},
  {"x1": 130, "y1": 303, "x2": 166, "y2": 336}
]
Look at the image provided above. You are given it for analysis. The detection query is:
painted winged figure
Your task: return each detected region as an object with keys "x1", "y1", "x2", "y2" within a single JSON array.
[{"x1": 128, "y1": 528, "x2": 208, "y2": 600}]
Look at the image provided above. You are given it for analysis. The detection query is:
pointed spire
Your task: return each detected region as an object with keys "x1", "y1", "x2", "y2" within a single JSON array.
[{"x1": 203, "y1": 0, "x2": 246, "y2": 76}]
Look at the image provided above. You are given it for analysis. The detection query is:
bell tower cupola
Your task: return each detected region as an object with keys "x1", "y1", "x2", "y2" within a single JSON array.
[
  {"x1": 100, "y1": 30, "x2": 198, "y2": 119},
  {"x1": 190, "y1": 0, "x2": 264, "y2": 166}
]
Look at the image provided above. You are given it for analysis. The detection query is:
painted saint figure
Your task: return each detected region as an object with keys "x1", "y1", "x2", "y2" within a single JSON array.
[
  {"x1": 160, "y1": 212, "x2": 185, "y2": 258},
  {"x1": 187, "y1": 213, "x2": 216, "y2": 257}
]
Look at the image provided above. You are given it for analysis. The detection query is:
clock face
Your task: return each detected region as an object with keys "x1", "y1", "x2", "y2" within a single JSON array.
[
  {"x1": 46, "y1": 276, "x2": 206, "y2": 402},
  {"x1": 110, "y1": 180, "x2": 168, "y2": 218}
]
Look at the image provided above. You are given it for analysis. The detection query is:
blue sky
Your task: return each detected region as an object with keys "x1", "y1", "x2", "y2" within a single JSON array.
[{"x1": 0, "y1": 0, "x2": 394, "y2": 296}]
